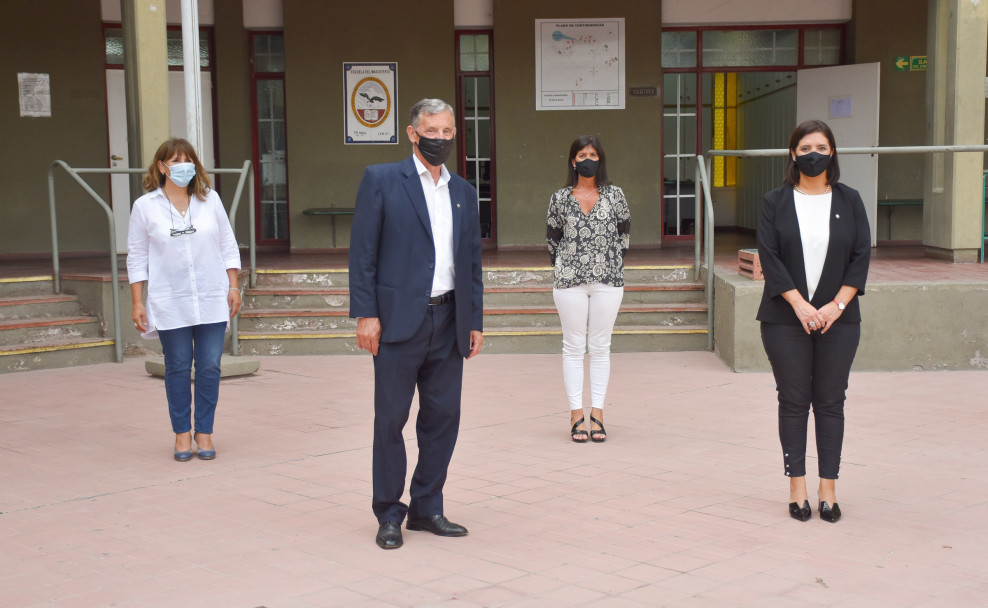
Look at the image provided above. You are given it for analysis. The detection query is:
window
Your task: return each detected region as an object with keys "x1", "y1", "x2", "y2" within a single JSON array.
[
  {"x1": 251, "y1": 33, "x2": 289, "y2": 245},
  {"x1": 456, "y1": 31, "x2": 496, "y2": 243}
]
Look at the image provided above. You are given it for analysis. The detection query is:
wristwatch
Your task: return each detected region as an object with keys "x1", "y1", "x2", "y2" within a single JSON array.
[{"x1": 833, "y1": 299, "x2": 845, "y2": 310}]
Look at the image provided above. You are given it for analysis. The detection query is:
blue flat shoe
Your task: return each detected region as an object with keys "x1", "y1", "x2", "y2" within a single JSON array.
[
  {"x1": 174, "y1": 432, "x2": 194, "y2": 461},
  {"x1": 194, "y1": 431, "x2": 216, "y2": 460}
]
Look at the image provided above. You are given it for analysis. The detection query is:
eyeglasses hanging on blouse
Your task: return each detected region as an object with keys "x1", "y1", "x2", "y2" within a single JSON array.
[{"x1": 168, "y1": 201, "x2": 197, "y2": 237}]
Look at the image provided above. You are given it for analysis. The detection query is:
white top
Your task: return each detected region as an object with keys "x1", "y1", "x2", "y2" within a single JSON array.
[
  {"x1": 412, "y1": 154, "x2": 455, "y2": 296},
  {"x1": 127, "y1": 188, "x2": 241, "y2": 338},
  {"x1": 793, "y1": 189, "x2": 832, "y2": 300}
]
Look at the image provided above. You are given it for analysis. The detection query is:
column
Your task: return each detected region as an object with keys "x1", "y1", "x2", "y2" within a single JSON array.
[
  {"x1": 121, "y1": 0, "x2": 170, "y2": 172},
  {"x1": 923, "y1": 0, "x2": 988, "y2": 262}
]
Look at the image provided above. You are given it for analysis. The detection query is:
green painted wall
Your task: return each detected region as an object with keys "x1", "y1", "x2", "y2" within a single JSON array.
[
  {"x1": 283, "y1": 0, "x2": 457, "y2": 251},
  {"x1": 849, "y1": 0, "x2": 927, "y2": 241},
  {"x1": 492, "y1": 0, "x2": 663, "y2": 248},
  {"x1": 213, "y1": 0, "x2": 253, "y2": 246},
  {"x1": 0, "y1": 0, "x2": 110, "y2": 256}
]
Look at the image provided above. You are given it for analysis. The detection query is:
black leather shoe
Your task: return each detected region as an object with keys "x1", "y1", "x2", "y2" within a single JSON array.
[
  {"x1": 819, "y1": 501, "x2": 841, "y2": 523},
  {"x1": 375, "y1": 521, "x2": 403, "y2": 549},
  {"x1": 406, "y1": 514, "x2": 468, "y2": 537},
  {"x1": 789, "y1": 500, "x2": 811, "y2": 521}
]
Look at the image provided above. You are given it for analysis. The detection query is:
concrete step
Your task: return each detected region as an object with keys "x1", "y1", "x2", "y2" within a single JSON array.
[
  {"x1": 242, "y1": 287, "x2": 350, "y2": 310},
  {"x1": 481, "y1": 325, "x2": 709, "y2": 354},
  {"x1": 236, "y1": 324, "x2": 708, "y2": 356},
  {"x1": 483, "y1": 303, "x2": 707, "y2": 328},
  {"x1": 250, "y1": 265, "x2": 696, "y2": 290},
  {"x1": 0, "y1": 316, "x2": 103, "y2": 345},
  {"x1": 240, "y1": 302, "x2": 707, "y2": 333},
  {"x1": 0, "y1": 337, "x2": 116, "y2": 373},
  {"x1": 0, "y1": 276, "x2": 55, "y2": 297},
  {"x1": 253, "y1": 269, "x2": 351, "y2": 288},
  {"x1": 0, "y1": 294, "x2": 82, "y2": 319},
  {"x1": 483, "y1": 283, "x2": 706, "y2": 306}
]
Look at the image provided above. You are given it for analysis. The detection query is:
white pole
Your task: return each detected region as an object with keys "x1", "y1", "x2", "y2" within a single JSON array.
[{"x1": 181, "y1": 0, "x2": 204, "y2": 161}]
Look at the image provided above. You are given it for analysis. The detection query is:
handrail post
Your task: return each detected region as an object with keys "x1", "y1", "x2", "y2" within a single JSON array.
[
  {"x1": 249, "y1": 166, "x2": 256, "y2": 289},
  {"x1": 697, "y1": 155, "x2": 715, "y2": 351},
  {"x1": 48, "y1": 164, "x2": 61, "y2": 295},
  {"x1": 694, "y1": 162, "x2": 702, "y2": 282},
  {"x1": 49, "y1": 161, "x2": 123, "y2": 363}
]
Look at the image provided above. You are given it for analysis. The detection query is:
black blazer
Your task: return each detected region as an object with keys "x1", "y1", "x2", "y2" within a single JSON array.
[{"x1": 756, "y1": 182, "x2": 871, "y2": 324}]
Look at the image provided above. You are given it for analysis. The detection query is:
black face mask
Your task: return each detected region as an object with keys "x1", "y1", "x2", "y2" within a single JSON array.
[
  {"x1": 415, "y1": 132, "x2": 455, "y2": 167},
  {"x1": 574, "y1": 159, "x2": 600, "y2": 178},
  {"x1": 793, "y1": 151, "x2": 832, "y2": 178}
]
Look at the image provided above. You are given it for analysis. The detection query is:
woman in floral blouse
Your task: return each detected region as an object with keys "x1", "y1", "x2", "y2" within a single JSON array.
[{"x1": 546, "y1": 134, "x2": 631, "y2": 443}]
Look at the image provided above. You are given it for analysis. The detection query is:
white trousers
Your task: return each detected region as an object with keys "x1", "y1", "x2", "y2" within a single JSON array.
[{"x1": 552, "y1": 283, "x2": 624, "y2": 411}]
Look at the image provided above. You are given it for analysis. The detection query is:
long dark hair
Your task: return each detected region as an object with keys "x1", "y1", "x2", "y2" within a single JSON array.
[
  {"x1": 784, "y1": 119, "x2": 840, "y2": 187},
  {"x1": 564, "y1": 134, "x2": 611, "y2": 188}
]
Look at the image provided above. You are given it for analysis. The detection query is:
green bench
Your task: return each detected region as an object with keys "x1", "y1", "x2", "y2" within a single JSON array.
[
  {"x1": 302, "y1": 207, "x2": 355, "y2": 247},
  {"x1": 877, "y1": 199, "x2": 922, "y2": 241}
]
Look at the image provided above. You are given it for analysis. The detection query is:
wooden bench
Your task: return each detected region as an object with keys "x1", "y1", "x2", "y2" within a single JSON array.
[
  {"x1": 877, "y1": 199, "x2": 922, "y2": 241},
  {"x1": 302, "y1": 207, "x2": 355, "y2": 247}
]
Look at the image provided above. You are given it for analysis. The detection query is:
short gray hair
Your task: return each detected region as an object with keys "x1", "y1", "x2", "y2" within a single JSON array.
[{"x1": 409, "y1": 98, "x2": 455, "y2": 128}]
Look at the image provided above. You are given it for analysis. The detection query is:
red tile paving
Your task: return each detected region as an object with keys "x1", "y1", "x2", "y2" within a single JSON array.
[{"x1": 2, "y1": 351, "x2": 987, "y2": 606}]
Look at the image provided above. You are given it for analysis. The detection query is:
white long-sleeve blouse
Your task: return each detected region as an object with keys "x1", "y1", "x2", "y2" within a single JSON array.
[{"x1": 127, "y1": 188, "x2": 241, "y2": 338}]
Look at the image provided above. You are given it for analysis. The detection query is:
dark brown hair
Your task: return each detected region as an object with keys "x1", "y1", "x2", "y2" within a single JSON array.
[
  {"x1": 143, "y1": 138, "x2": 211, "y2": 200},
  {"x1": 784, "y1": 119, "x2": 840, "y2": 186},
  {"x1": 564, "y1": 134, "x2": 611, "y2": 188}
]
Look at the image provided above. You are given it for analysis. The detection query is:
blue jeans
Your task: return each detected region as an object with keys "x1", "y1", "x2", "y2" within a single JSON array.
[{"x1": 157, "y1": 321, "x2": 227, "y2": 434}]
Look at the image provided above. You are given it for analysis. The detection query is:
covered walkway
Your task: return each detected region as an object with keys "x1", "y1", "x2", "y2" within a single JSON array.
[{"x1": 1, "y1": 351, "x2": 986, "y2": 606}]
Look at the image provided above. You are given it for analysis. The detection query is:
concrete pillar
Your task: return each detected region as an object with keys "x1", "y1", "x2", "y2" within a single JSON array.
[
  {"x1": 121, "y1": 0, "x2": 171, "y2": 172},
  {"x1": 923, "y1": 0, "x2": 988, "y2": 262}
]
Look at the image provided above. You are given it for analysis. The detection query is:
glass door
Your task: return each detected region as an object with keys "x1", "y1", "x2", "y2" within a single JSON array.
[{"x1": 662, "y1": 73, "x2": 698, "y2": 237}]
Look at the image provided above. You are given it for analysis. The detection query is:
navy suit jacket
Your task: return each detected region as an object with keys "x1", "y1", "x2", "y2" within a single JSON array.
[
  {"x1": 756, "y1": 182, "x2": 871, "y2": 324},
  {"x1": 348, "y1": 156, "x2": 484, "y2": 357}
]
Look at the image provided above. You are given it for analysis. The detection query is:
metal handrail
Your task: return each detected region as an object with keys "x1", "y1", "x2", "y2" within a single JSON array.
[
  {"x1": 694, "y1": 144, "x2": 988, "y2": 352},
  {"x1": 48, "y1": 161, "x2": 253, "y2": 361}
]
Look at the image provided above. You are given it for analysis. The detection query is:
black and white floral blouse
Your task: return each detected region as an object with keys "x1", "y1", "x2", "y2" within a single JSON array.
[{"x1": 546, "y1": 184, "x2": 631, "y2": 289}]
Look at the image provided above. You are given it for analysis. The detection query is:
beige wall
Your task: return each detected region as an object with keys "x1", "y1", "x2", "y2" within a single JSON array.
[
  {"x1": 0, "y1": 1, "x2": 111, "y2": 256},
  {"x1": 492, "y1": 0, "x2": 663, "y2": 247},
  {"x1": 283, "y1": 0, "x2": 457, "y2": 251}
]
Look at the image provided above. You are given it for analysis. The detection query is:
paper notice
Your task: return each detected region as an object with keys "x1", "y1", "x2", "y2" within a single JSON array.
[{"x1": 18, "y1": 73, "x2": 51, "y2": 118}]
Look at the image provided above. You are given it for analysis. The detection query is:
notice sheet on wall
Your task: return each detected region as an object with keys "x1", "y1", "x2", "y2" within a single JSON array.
[
  {"x1": 535, "y1": 19, "x2": 625, "y2": 111},
  {"x1": 18, "y1": 73, "x2": 51, "y2": 117}
]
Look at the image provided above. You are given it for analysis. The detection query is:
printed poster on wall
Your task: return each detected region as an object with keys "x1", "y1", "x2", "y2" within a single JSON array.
[
  {"x1": 535, "y1": 18, "x2": 625, "y2": 111},
  {"x1": 18, "y1": 73, "x2": 51, "y2": 117},
  {"x1": 344, "y1": 63, "x2": 397, "y2": 144}
]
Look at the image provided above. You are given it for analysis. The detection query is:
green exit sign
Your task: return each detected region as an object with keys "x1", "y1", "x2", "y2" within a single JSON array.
[{"x1": 895, "y1": 56, "x2": 927, "y2": 72}]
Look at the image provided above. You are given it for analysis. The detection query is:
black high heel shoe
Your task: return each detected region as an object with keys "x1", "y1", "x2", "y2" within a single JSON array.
[
  {"x1": 789, "y1": 500, "x2": 811, "y2": 521},
  {"x1": 818, "y1": 501, "x2": 841, "y2": 523}
]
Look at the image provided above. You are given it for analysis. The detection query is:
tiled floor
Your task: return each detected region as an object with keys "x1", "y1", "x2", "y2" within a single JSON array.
[{"x1": 2, "y1": 352, "x2": 987, "y2": 607}]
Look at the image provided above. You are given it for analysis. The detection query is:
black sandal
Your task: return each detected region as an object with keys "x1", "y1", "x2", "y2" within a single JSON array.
[
  {"x1": 570, "y1": 417, "x2": 589, "y2": 443},
  {"x1": 589, "y1": 416, "x2": 607, "y2": 443}
]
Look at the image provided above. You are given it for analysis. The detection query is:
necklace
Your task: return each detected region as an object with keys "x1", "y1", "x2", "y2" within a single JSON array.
[
  {"x1": 793, "y1": 184, "x2": 831, "y2": 196},
  {"x1": 163, "y1": 189, "x2": 190, "y2": 216}
]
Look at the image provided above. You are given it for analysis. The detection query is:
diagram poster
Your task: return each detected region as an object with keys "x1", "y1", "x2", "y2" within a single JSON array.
[
  {"x1": 535, "y1": 19, "x2": 625, "y2": 111},
  {"x1": 344, "y1": 63, "x2": 397, "y2": 144}
]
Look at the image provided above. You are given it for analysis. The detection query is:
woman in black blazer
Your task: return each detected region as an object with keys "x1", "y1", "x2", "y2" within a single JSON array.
[{"x1": 756, "y1": 119, "x2": 871, "y2": 523}]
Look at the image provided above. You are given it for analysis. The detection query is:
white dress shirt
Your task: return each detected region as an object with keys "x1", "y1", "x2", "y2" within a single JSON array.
[
  {"x1": 412, "y1": 154, "x2": 455, "y2": 296},
  {"x1": 127, "y1": 188, "x2": 241, "y2": 338},
  {"x1": 793, "y1": 190, "x2": 832, "y2": 300}
]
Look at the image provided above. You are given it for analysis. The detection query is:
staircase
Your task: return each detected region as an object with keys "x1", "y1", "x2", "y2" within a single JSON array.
[
  {"x1": 0, "y1": 277, "x2": 115, "y2": 373},
  {"x1": 237, "y1": 265, "x2": 707, "y2": 355}
]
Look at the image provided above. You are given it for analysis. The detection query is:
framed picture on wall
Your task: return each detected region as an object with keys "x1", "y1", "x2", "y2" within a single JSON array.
[
  {"x1": 535, "y1": 19, "x2": 625, "y2": 111},
  {"x1": 344, "y1": 63, "x2": 398, "y2": 144}
]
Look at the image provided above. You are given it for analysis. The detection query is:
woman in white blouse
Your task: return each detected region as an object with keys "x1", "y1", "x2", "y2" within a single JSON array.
[
  {"x1": 546, "y1": 135, "x2": 631, "y2": 444},
  {"x1": 756, "y1": 120, "x2": 871, "y2": 523},
  {"x1": 128, "y1": 138, "x2": 242, "y2": 462}
]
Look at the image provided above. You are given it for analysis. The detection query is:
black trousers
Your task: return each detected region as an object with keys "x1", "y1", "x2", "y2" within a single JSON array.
[
  {"x1": 760, "y1": 321, "x2": 860, "y2": 479},
  {"x1": 372, "y1": 300, "x2": 463, "y2": 524}
]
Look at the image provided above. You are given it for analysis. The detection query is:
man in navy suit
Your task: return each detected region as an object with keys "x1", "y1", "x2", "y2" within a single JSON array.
[{"x1": 349, "y1": 98, "x2": 484, "y2": 549}]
